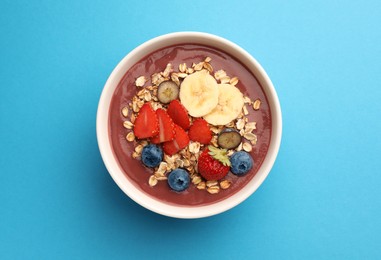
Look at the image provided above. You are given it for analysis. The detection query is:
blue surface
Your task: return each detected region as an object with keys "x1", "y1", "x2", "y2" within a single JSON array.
[{"x1": 1, "y1": 0, "x2": 381, "y2": 259}]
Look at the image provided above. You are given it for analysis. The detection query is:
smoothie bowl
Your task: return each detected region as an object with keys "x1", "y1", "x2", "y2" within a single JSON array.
[{"x1": 97, "y1": 32, "x2": 282, "y2": 218}]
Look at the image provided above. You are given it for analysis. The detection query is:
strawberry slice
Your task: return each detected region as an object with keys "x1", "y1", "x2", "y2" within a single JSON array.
[
  {"x1": 167, "y1": 100, "x2": 190, "y2": 130},
  {"x1": 163, "y1": 124, "x2": 190, "y2": 155},
  {"x1": 188, "y1": 118, "x2": 212, "y2": 144},
  {"x1": 150, "y1": 108, "x2": 175, "y2": 144},
  {"x1": 133, "y1": 103, "x2": 159, "y2": 139}
]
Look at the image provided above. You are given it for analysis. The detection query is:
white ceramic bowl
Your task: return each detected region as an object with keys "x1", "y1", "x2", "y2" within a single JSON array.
[{"x1": 97, "y1": 32, "x2": 282, "y2": 218}]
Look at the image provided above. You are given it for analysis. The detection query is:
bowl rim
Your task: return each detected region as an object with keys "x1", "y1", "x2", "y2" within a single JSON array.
[{"x1": 96, "y1": 31, "x2": 282, "y2": 219}]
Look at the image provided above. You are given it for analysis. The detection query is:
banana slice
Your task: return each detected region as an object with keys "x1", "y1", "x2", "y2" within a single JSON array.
[
  {"x1": 203, "y1": 84, "x2": 244, "y2": 126},
  {"x1": 179, "y1": 70, "x2": 219, "y2": 117}
]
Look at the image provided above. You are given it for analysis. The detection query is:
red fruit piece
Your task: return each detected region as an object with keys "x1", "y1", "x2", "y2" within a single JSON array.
[
  {"x1": 188, "y1": 119, "x2": 212, "y2": 144},
  {"x1": 167, "y1": 100, "x2": 190, "y2": 130},
  {"x1": 198, "y1": 146, "x2": 231, "y2": 181},
  {"x1": 163, "y1": 124, "x2": 190, "y2": 155},
  {"x1": 150, "y1": 108, "x2": 175, "y2": 144},
  {"x1": 133, "y1": 103, "x2": 159, "y2": 139}
]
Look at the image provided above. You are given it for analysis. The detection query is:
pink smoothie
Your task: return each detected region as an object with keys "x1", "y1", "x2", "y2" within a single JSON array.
[{"x1": 108, "y1": 44, "x2": 271, "y2": 206}]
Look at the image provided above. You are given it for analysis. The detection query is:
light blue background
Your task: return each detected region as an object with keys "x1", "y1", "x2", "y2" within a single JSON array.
[{"x1": 1, "y1": 0, "x2": 380, "y2": 259}]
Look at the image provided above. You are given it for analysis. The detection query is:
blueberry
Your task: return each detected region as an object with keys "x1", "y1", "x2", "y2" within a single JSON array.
[
  {"x1": 141, "y1": 144, "x2": 163, "y2": 168},
  {"x1": 167, "y1": 169, "x2": 190, "y2": 192},
  {"x1": 230, "y1": 151, "x2": 254, "y2": 176}
]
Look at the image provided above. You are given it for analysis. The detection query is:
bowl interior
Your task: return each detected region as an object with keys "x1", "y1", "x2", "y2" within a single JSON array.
[{"x1": 97, "y1": 32, "x2": 282, "y2": 218}]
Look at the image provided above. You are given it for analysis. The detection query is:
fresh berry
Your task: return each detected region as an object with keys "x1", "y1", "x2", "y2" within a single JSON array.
[
  {"x1": 133, "y1": 103, "x2": 159, "y2": 139},
  {"x1": 162, "y1": 124, "x2": 190, "y2": 155},
  {"x1": 167, "y1": 169, "x2": 190, "y2": 192},
  {"x1": 157, "y1": 80, "x2": 179, "y2": 104},
  {"x1": 188, "y1": 119, "x2": 212, "y2": 144},
  {"x1": 141, "y1": 144, "x2": 163, "y2": 168},
  {"x1": 167, "y1": 100, "x2": 190, "y2": 130},
  {"x1": 150, "y1": 108, "x2": 175, "y2": 144},
  {"x1": 197, "y1": 146, "x2": 231, "y2": 181},
  {"x1": 217, "y1": 128, "x2": 242, "y2": 149},
  {"x1": 230, "y1": 151, "x2": 253, "y2": 176}
]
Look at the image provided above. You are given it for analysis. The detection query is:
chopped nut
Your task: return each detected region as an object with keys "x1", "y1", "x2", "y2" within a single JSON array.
[
  {"x1": 123, "y1": 121, "x2": 133, "y2": 129},
  {"x1": 135, "y1": 76, "x2": 147, "y2": 87},
  {"x1": 126, "y1": 132, "x2": 135, "y2": 142},
  {"x1": 253, "y1": 99, "x2": 261, "y2": 110},
  {"x1": 230, "y1": 77, "x2": 239, "y2": 86},
  {"x1": 148, "y1": 175, "x2": 158, "y2": 187},
  {"x1": 186, "y1": 67, "x2": 194, "y2": 74},
  {"x1": 243, "y1": 142, "x2": 252, "y2": 152},
  {"x1": 121, "y1": 107, "x2": 129, "y2": 117},
  {"x1": 207, "y1": 186, "x2": 220, "y2": 194},
  {"x1": 206, "y1": 180, "x2": 218, "y2": 187},
  {"x1": 220, "y1": 180, "x2": 231, "y2": 189}
]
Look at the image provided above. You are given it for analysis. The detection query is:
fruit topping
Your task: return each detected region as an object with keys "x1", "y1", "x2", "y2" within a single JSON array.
[
  {"x1": 150, "y1": 108, "x2": 175, "y2": 144},
  {"x1": 141, "y1": 144, "x2": 163, "y2": 168},
  {"x1": 167, "y1": 100, "x2": 190, "y2": 130},
  {"x1": 217, "y1": 128, "x2": 242, "y2": 149},
  {"x1": 133, "y1": 103, "x2": 159, "y2": 139},
  {"x1": 167, "y1": 169, "x2": 190, "y2": 192},
  {"x1": 197, "y1": 146, "x2": 231, "y2": 181},
  {"x1": 157, "y1": 80, "x2": 179, "y2": 104},
  {"x1": 203, "y1": 83, "x2": 244, "y2": 126},
  {"x1": 230, "y1": 151, "x2": 253, "y2": 176},
  {"x1": 179, "y1": 70, "x2": 219, "y2": 117},
  {"x1": 162, "y1": 124, "x2": 190, "y2": 155},
  {"x1": 188, "y1": 118, "x2": 212, "y2": 144}
]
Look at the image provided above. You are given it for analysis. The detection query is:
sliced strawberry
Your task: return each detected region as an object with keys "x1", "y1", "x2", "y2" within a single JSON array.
[
  {"x1": 133, "y1": 103, "x2": 159, "y2": 139},
  {"x1": 163, "y1": 124, "x2": 190, "y2": 155},
  {"x1": 188, "y1": 118, "x2": 212, "y2": 144},
  {"x1": 150, "y1": 108, "x2": 175, "y2": 144},
  {"x1": 167, "y1": 100, "x2": 190, "y2": 130}
]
